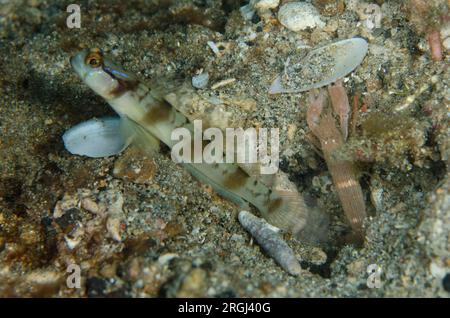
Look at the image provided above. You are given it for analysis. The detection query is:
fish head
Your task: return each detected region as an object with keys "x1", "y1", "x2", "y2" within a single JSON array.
[{"x1": 70, "y1": 48, "x2": 137, "y2": 101}]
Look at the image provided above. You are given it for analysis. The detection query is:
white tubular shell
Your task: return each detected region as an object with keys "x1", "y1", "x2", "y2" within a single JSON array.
[{"x1": 238, "y1": 210, "x2": 302, "y2": 276}]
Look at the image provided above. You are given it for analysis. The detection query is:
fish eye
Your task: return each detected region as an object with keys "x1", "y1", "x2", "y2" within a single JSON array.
[{"x1": 85, "y1": 51, "x2": 103, "y2": 68}]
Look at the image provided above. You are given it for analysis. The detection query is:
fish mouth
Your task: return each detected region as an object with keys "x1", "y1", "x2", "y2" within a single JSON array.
[
  {"x1": 70, "y1": 49, "x2": 89, "y2": 78},
  {"x1": 69, "y1": 55, "x2": 75, "y2": 68}
]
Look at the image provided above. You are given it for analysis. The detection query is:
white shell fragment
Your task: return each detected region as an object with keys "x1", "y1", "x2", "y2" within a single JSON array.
[
  {"x1": 252, "y1": 0, "x2": 280, "y2": 10},
  {"x1": 269, "y1": 38, "x2": 369, "y2": 94},
  {"x1": 240, "y1": 4, "x2": 255, "y2": 21},
  {"x1": 192, "y1": 72, "x2": 209, "y2": 89},
  {"x1": 100, "y1": 190, "x2": 125, "y2": 242},
  {"x1": 207, "y1": 41, "x2": 220, "y2": 55},
  {"x1": 240, "y1": 0, "x2": 280, "y2": 21},
  {"x1": 63, "y1": 117, "x2": 127, "y2": 158},
  {"x1": 238, "y1": 210, "x2": 302, "y2": 276},
  {"x1": 278, "y1": 2, "x2": 325, "y2": 32}
]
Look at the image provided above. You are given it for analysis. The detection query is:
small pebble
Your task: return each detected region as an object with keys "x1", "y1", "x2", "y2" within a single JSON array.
[
  {"x1": 158, "y1": 253, "x2": 179, "y2": 266},
  {"x1": 64, "y1": 224, "x2": 84, "y2": 250},
  {"x1": 443, "y1": 37, "x2": 450, "y2": 51},
  {"x1": 192, "y1": 72, "x2": 209, "y2": 89},
  {"x1": 251, "y1": 0, "x2": 280, "y2": 10},
  {"x1": 278, "y1": 2, "x2": 325, "y2": 32},
  {"x1": 101, "y1": 190, "x2": 125, "y2": 242},
  {"x1": 106, "y1": 217, "x2": 122, "y2": 242},
  {"x1": 241, "y1": 1, "x2": 279, "y2": 21},
  {"x1": 238, "y1": 211, "x2": 302, "y2": 276},
  {"x1": 113, "y1": 147, "x2": 156, "y2": 184},
  {"x1": 313, "y1": 0, "x2": 344, "y2": 17},
  {"x1": 240, "y1": 4, "x2": 255, "y2": 21},
  {"x1": 81, "y1": 197, "x2": 99, "y2": 214},
  {"x1": 357, "y1": 3, "x2": 382, "y2": 30},
  {"x1": 176, "y1": 268, "x2": 208, "y2": 297},
  {"x1": 441, "y1": 23, "x2": 450, "y2": 51}
]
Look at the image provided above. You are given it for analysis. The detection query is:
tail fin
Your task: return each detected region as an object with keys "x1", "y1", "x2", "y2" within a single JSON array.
[
  {"x1": 256, "y1": 172, "x2": 329, "y2": 243},
  {"x1": 262, "y1": 188, "x2": 309, "y2": 236},
  {"x1": 254, "y1": 172, "x2": 308, "y2": 236}
]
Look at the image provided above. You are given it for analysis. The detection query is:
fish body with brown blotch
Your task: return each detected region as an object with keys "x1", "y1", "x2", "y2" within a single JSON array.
[{"x1": 68, "y1": 48, "x2": 310, "y2": 237}]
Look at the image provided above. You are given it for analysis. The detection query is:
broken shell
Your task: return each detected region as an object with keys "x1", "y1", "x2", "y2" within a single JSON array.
[
  {"x1": 240, "y1": 4, "x2": 255, "y2": 21},
  {"x1": 64, "y1": 222, "x2": 84, "y2": 250},
  {"x1": 81, "y1": 197, "x2": 100, "y2": 215},
  {"x1": 102, "y1": 190, "x2": 125, "y2": 242},
  {"x1": 62, "y1": 117, "x2": 127, "y2": 158},
  {"x1": 269, "y1": 38, "x2": 369, "y2": 94},
  {"x1": 192, "y1": 72, "x2": 209, "y2": 89},
  {"x1": 106, "y1": 217, "x2": 122, "y2": 242}
]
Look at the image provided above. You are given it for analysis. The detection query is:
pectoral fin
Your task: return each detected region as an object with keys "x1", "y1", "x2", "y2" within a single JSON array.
[{"x1": 120, "y1": 116, "x2": 161, "y2": 156}]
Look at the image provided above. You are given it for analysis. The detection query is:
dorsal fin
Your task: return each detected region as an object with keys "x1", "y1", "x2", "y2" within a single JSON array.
[{"x1": 155, "y1": 81, "x2": 281, "y2": 187}]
